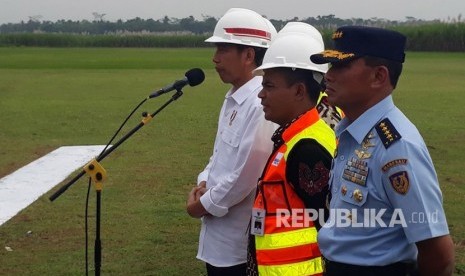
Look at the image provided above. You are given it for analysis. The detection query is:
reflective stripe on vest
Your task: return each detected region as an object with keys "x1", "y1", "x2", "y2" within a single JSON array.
[
  {"x1": 255, "y1": 227, "x2": 317, "y2": 251},
  {"x1": 257, "y1": 257, "x2": 323, "y2": 276}
]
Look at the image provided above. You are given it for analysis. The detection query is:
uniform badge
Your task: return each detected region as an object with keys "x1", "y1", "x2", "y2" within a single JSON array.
[
  {"x1": 352, "y1": 189, "x2": 363, "y2": 202},
  {"x1": 362, "y1": 139, "x2": 375, "y2": 149},
  {"x1": 341, "y1": 185, "x2": 347, "y2": 196},
  {"x1": 389, "y1": 171, "x2": 410, "y2": 195},
  {"x1": 382, "y1": 159, "x2": 408, "y2": 172},
  {"x1": 354, "y1": 132, "x2": 375, "y2": 159},
  {"x1": 375, "y1": 118, "x2": 401, "y2": 149},
  {"x1": 355, "y1": 149, "x2": 371, "y2": 159}
]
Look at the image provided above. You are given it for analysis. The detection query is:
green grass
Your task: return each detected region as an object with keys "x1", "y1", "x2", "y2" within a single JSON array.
[
  {"x1": 0, "y1": 48, "x2": 464, "y2": 275},
  {"x1": 0, "y1": 47, "x2": 212, "y2": 69},
  {"x1": 399, "y1": 52, "x2": 465, "y2": 274}
]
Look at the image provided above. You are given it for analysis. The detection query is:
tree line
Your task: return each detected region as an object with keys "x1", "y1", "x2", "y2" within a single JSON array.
[
  {"x1": 0, "y1": 15, "x2": 464, "y2": 51},
  {"x1": 0, "y1": 15, "x2": 457, "y2": 35}
]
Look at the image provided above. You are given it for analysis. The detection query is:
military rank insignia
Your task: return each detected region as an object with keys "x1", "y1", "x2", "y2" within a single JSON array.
[
  {"x1": 389, "y1": 171, "x2": 410, "y2": 195},
  {"x1": 375, "y1": 118, "x2": 401, "y2": 149},
  {"x1": 332, "y1": 31, "x2": 343, "y2": 39}
]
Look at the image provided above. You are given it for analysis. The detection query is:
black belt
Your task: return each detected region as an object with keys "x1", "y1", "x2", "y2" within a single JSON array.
[{"x1": 323, "y1": 257, "x2": 418, "y2": 276}]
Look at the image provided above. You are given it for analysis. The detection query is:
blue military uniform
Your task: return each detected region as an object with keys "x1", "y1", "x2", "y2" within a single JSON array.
[
  {"x1": 318, "y1": 95, "x2": 449, "y2": 266},
  {"x1": 310, "y1": 26, "x2": 451, "y2": 275}
]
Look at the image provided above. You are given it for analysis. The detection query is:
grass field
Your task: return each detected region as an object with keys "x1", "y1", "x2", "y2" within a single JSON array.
[{"x1": 0, "y1": 48, "x2": 464, "y2": 275}]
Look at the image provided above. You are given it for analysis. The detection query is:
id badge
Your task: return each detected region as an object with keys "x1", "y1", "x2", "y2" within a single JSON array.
[{"x1": 251, "y1": 208, "x2": 265, "y2": 236}]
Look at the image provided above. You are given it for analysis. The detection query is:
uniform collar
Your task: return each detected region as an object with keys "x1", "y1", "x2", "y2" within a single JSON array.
[
  {"x1": 336, "y1": 95, "x2": 395, "y2": 144},
  {"x1": 225, "y1": 76, "x2": 262, "y2": 105}
]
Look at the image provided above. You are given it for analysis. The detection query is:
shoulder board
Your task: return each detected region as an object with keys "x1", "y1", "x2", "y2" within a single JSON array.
[{"x1": 375, "y1": 118, "x2": 402, "y2": 149}]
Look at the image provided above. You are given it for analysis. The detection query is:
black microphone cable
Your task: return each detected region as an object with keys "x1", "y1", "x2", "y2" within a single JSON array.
[
  {"x1": 84, "y1": 96, "x2": 147, "y2": 275},
  {"x1": 80, "y1": 68, "x2": 204, "y2": 274}
]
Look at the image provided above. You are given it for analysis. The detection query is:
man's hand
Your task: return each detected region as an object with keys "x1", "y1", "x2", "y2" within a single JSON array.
[
  {"x1": 195, "y1": 181, "x2": 207, "y2": 199},
  {"x1": 186, "y1": 182, "x2": 209, "y2": 218}
]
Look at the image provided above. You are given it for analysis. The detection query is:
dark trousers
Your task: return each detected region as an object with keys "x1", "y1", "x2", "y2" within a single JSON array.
[
  {"x1": 206, "y1": 262, "x2": 247, "y2": 276},
  {"x1": 324, "y1": 259, "x2": 418, "y2": 276}
]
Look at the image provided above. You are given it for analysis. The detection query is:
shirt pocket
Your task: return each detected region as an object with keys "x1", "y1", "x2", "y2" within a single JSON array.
[
  {"x1": 215, "y1": 128, "x2": 241, "y2": 167},
  {"x1": 220, "y1": 127, "x2": 240, "y2": 148}
]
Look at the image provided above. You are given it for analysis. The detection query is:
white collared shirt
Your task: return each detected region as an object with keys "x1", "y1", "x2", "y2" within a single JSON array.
[{"x1": 196, "y1": 76, "x2": 277, "y2": 266}]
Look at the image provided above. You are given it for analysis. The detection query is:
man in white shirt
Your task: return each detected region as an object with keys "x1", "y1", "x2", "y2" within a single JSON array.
[{"x1": 186, "y1": 8, "x2": 277, "y2": 276}]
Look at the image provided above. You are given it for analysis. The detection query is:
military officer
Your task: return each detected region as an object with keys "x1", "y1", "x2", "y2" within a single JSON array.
[{"x1": 310, "y1": 26, "x2": 455, "y2": 276}]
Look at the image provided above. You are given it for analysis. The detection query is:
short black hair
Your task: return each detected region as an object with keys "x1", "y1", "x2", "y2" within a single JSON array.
[
  {"x1": 276, "y1": 67, "x2": 322, "y2": 103},
  {"x1": 235, "y1": 44, "x2": 267, "y2": 67},
  {"x1": 363, "y1": 56, "x2": 403, "y2": 88}
]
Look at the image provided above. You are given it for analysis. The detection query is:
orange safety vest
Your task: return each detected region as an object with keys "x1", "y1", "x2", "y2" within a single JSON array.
[{"x1": 252, "y1": 108, "x2": 336, "y2": 276}]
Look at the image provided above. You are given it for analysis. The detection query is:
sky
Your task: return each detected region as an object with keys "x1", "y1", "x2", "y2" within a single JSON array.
[{"x1": 1, "y1": 0, "x2": 464, "y2": 24}]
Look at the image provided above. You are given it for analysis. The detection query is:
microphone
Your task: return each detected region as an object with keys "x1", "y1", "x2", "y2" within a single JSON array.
[{"x1": 149, "y1": 68, "x2": 205, "y2": 98}]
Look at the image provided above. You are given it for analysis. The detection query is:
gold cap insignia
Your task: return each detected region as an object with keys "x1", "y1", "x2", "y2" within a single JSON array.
[
  {"x1": 321, "y1": 50, "x2": 355, "y2": 60},
  {"x1": 332, "y1": 31, "x2": 343, "y2": 39}
]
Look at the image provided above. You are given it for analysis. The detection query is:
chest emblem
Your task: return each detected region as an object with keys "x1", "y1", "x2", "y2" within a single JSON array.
[
  {"x1": 354, "y1": 131, "x2": 375, "y2": 160},
  {"x1": 355, "y1": 149, "x2": 371, "y2": 159}
]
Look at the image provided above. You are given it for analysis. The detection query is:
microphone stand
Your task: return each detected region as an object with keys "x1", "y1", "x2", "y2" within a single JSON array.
[{"x1": 49, "y1": 89, "x2": 184, "y2": 276}]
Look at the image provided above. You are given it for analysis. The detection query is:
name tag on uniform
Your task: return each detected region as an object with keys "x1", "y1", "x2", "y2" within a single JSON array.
[{"x1": 251, "y1": 208, "x2": 265, "y2": 236}]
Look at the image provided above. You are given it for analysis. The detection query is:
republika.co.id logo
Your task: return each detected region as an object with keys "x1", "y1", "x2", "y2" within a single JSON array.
[{"x1": 275, "y1": 208, "x2": 439, "y2": 228}]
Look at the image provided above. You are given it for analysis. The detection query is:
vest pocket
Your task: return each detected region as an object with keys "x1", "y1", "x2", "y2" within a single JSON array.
[{"x1": 260, "y1": 180, "x2": 291, "y2": 215}]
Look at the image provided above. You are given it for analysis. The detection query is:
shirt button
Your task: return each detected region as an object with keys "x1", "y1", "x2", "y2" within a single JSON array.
[{"x1": 339, "y1": 155, "x2": 345, "y2": 161}]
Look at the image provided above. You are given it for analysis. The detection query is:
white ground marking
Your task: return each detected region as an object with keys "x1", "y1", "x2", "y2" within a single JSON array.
[{"x1": 0, "y1": 145, "x2": 107, "y2": 226}]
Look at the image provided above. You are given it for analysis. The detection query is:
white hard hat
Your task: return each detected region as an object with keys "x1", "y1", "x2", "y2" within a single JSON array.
[
  {"x1": 205, "y1": 8, "x2": 277, "y2": 48},
  {"x1": 278, "y1": 22, "x2": 324, "y2": 46},
  {"x1": 254, "y1": 24, "x2": 328, "y2": 82}
]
